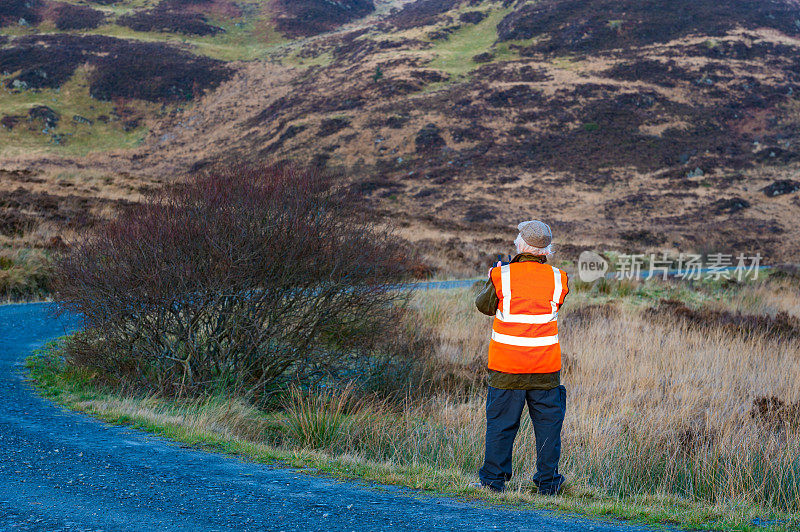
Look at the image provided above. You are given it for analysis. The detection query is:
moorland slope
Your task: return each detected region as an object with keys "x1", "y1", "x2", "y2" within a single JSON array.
[{"x1": 2, "y1": 0, "x2": 800, "y2": 270}]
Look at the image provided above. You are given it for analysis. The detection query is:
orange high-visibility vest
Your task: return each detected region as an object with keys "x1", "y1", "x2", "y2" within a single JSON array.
[{"x1": 488, "y1": 261, "x2": 569, "y2": 374}]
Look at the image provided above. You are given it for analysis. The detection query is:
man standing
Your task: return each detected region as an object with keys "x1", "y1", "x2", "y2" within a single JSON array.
[{"x1": 473, "y1": 220, "x2": 568, "y2": 495}]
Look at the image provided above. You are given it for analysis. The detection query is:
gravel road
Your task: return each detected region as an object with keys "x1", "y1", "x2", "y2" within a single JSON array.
[{"x1": 1, "y1": 302, "x2": 665, "y2": 531}]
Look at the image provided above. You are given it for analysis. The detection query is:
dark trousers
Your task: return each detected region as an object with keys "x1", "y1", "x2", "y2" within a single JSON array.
[{"x1": 478, "y1": 385, "x2": 566, "y2": 494}]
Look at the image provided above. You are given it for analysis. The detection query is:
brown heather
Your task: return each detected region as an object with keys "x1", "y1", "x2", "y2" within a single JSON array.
[{"x1": 5, "y1": 0, "x2": 800, "y2": 271}]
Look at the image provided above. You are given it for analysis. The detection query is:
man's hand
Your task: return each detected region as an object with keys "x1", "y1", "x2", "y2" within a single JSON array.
[{"x1": 488, "y1": 261, "x2": 501, "y2": 279}]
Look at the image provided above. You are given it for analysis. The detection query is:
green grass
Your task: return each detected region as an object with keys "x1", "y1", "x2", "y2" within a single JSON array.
[
  {"x1": 0, "y1": 22, "x2": 286, "y2": 62},
  {"x1": 567, "y1": 273, "x2": 762, "y2": 311},
  {"x1": 489, "y1": 35, "x2": 541, "y2": 62},
  {"x1": 0, "y1": 67, "x2": 154, "y2": 157},
  {"x1": 280, "y1": 49, "x2": 335, "y2": 69},
  {"x1": 83, "y1": 18, "x2": 286, "y2": 62},
  {"x1": 25, "y1": 342, "x2": 799, "y2": 532},
  {"x1": 549, "y1": 55, "x2": 584, "y2": 70},
  {"x1": 0, "y1": 0, "x2": 288, "y2": 61},
  {"x1": 427, "y1": 6, "x2": 512, "y2": 77},
  {"x1": 77, "y1": 0, "x2": 161, "y2": 9}
]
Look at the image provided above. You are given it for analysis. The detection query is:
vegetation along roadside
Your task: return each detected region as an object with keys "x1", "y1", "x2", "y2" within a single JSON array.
[{"x1": 24, "y1": 163, "x2": 800, "y2": 532}]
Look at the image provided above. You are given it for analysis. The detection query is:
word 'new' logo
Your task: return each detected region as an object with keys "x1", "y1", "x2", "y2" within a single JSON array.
[{"x1": 578, "y1": 251, "x2": 608, "y2": 282}]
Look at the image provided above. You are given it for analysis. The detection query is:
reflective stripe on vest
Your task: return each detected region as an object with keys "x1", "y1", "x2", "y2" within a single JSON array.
[
  {"x1": 488, "y1": 262, "x2": 568, "y2": 374},
  {"x1": 491, "y1": 331, "x2": 559, "y2": 347},
  {"x1": 493, "y1": 264, "x2": 564, "y2": 329}
]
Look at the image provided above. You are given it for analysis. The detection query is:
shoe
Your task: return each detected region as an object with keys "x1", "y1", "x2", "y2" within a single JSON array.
[
  {"x1": 532, "y1": 478, "x2": 567, "y2": 496},
  {"x1": 468, "y1": 481, "x2": 504, "y2": 493}
]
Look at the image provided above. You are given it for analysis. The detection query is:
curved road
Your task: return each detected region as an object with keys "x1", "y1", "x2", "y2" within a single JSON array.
[{"x1": 1, "y1": 303, "x2": 663, "y2": 531}]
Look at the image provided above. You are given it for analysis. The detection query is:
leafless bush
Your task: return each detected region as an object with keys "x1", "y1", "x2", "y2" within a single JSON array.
[{"x1": 54, "y1": 163, "x2": 417, "y2": 404}]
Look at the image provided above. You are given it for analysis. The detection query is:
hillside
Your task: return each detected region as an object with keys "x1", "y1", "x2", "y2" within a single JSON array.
[{"x1": 2, "y1": 0, "x2": 800, "y2": 272}]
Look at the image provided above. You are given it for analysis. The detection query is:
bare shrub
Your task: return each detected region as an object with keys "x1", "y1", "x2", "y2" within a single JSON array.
[{"x1": 54, "y1": 163, "x2": 418, "y2": 404}]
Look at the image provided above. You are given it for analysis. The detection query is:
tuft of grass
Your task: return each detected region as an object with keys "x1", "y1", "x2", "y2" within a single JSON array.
[
  {"x1": 284, "y1": 385, "x2": 359, "y2": 450},
  {"x1": 0, "y1": 248, "x2": 52, "y2": 301},
  {"x1": 281, "y1": 49, "x2": 334, "y2": 69}
]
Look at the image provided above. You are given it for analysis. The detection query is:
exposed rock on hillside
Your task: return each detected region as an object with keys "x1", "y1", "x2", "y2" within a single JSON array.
[
  {"x1": 27, "y1": 106, "x2": 59, "y2": 129},
  {"x1": 0, "y1": 0, "x2": 40, "y2": 27}
]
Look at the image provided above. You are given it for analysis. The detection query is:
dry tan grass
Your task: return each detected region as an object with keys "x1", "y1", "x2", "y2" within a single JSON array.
[
  {"x1": 709, "y1": 279, "x2": 800, "y2": 318},
  {"x1": 297, "y1": 287, "x2": 800, "y2": 516},
  {"x1": 76, "y1": 394, "x2": 271, "y2": 442}
]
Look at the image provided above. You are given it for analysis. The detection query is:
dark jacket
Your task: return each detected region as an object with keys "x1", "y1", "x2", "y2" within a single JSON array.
[{"x1": 476, "y1": 253, "x2": 561, "y2": 390}]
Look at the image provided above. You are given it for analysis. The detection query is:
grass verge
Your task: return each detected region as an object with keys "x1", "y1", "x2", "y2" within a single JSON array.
[{"x1": 25, "y1": 339, "x2": 798, "y2": 532}]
